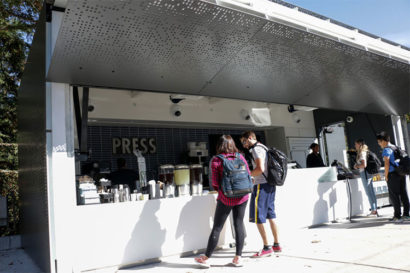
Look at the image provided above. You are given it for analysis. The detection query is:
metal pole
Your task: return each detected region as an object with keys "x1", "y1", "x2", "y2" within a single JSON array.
[
  {"x1": 400, "y1": 115, "x2": 410, "y2": 154},
  {"x1": 80, "y1": 87, "x2": 89, "y2": 154},
  {"x1": 72, "y1": 86, "x2": 82, "y2": 145}
]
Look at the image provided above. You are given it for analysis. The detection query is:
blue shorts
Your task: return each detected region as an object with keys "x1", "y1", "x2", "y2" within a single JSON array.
[{"x1": 249, "y1": 183, "x2": 276, "y2": 224}]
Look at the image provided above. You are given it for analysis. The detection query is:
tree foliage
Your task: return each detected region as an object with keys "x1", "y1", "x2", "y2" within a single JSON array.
[
  {"x1": 0, "y1": 0, "x2": 42, "y2": 236},
  {"x1": 0, "y1": 0, "x2": 42, "y2": 143}
]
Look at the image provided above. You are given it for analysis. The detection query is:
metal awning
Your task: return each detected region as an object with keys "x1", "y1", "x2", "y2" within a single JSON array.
[{"x1": 46, "y1": 0, "x2": 410, "y2": 115}]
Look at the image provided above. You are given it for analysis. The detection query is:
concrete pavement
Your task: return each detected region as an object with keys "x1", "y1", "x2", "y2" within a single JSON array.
[
  {"x1": 120, "y1": 206, "x2": 410, "y2": 273},
  {"x1": 1, "y1": 206, "x2": 410, "y2": 273},
  {"x1": 0, "y1": 248, "x2": 42, "y2": 273}
]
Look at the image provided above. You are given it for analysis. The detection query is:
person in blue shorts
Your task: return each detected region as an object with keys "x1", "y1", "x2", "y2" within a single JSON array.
[{"x1": 241, "y1": 131, "x2": 282, "y2": 257}]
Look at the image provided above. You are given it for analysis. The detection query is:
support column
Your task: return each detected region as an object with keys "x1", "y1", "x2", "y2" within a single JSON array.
[
  {"x1": 401, "y1": 115, "x2": 410, "y2": 154},
  {"x1": 391, "y1": 115, "x2": 405, "y2": 150}
]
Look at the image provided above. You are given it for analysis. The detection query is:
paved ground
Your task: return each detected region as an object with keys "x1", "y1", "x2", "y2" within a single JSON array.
[
  {"x1": 2, "y1": 206, "x2": 410, "y2": 273},
  {"x1": 0, "y1": 248, "x2": 43, "y2": 273}
]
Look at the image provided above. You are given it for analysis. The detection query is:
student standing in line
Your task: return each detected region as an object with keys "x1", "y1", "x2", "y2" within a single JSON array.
[
  {"x1": 194, "y1": 135, "x2": 251, "y2": 268},
  {"x1": 353, "y1": 139, "x2": 378, "y2": 216},
  {"x1": 376, "y1": 131, "x2": 410, "y2": 223},
  {"x1": 306, "y1": 143, "x2": 326, "y2": 168},
  {"x1": 240, "y1": 131, "x2": 282, "y2": 258}
]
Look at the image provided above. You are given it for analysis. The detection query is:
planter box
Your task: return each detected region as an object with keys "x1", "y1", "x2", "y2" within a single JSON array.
[{"x1": 0, "y1": 235, "x2": 21, "y2": 251}]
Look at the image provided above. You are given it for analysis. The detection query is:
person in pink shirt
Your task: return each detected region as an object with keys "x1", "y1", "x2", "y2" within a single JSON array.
[{"x1": 194, "y1": 135, "x2": 251, "y2": 268}]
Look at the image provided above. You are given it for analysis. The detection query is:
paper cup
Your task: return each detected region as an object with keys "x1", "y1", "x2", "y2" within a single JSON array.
[
  {"x1": 141, "y1": 194, "x2": 149, "y2": 200},
  {"x1": 131, "y1": 193, "x2": 138, "y2": 201}
]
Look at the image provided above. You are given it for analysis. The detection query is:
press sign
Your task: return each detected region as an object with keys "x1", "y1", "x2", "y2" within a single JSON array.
[{"x1": 112, "y1": 137, "x2": 157, "y2": 154}]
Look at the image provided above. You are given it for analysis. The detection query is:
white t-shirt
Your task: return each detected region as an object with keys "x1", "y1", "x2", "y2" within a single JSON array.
[
  {"x1": 356, "y1": 151, "x2": 367, "y2": 172},
  {"x1": 250, "y1": 144, "x2": 268, "y2": 185}
]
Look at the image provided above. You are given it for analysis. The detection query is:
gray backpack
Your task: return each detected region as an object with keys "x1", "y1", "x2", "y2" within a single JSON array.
[{"x1": 216, "y1": 153, "x2": 253, "y2": 198}]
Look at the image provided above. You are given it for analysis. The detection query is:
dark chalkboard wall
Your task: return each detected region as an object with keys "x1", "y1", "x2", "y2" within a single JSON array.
[{"x1": 86, "y1": 125, "x2": 265, "y2": 181}]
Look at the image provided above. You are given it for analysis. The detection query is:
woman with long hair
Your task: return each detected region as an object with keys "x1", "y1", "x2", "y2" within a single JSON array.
[
  {"x1": 354, "y1": 138, "x2": 378, "y2": 216},
  {"x1": 194, "y1": 135, "x2": 251, "y2": 268}
]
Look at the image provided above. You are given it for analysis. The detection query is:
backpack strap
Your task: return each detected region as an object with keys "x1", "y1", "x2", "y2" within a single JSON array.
[
  {"x1": 385, "y1": 146, "x2": 399, "y2": 167},
  {"x1": 216, "y1": 154, "x2": 236, "y2": 162},
  {"x1": 255, "y1": 143, "x2": 268, "y2": 151},
  {"x1": 216, "y1": 154, "x2": 226, "y2": 162},
  {"x1": 250, "y1": 144, "x2": 269, "y2": 183}
]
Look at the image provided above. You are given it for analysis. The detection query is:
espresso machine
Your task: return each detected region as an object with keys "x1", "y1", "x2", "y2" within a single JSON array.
[
  {"x1": 187, "y1": 142, "x2": 209, "y2": 189},
  {"x1": 187, "y1": 142, "x2": 209, "y2": 164}
]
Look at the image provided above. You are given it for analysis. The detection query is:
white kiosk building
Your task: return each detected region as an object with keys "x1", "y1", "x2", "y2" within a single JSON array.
[{"x1": 18, "y1": 0, "x2": 409, "y2": 272}]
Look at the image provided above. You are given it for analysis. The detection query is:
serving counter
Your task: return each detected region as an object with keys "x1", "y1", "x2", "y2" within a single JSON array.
[
  {"x1": 60, "y1": 166, "x2": 375, "y2": 272},
  {"x1": 69, "y1": 194, "x2": 230, "y2": 272}
]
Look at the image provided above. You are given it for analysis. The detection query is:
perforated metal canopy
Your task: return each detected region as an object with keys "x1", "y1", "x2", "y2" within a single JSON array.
[{"x1": 47, "y1": 0, "x2": 410, "y2": 115}]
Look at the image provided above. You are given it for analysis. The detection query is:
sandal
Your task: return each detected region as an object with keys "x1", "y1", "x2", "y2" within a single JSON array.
[{"x1": 194, "y1": 255, "x2": 210, "y2": 268}]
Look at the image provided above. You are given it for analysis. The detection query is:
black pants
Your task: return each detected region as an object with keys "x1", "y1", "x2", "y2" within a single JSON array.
[
  {"x1": 205, "y1": 200, "x2": 248, "y2": 257},
  {"x1": 387, "y1": 172, "x2": 410, "y2": 218}
]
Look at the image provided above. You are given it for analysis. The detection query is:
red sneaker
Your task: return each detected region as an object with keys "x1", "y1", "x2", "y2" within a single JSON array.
[
  {"x1": 252, "y1": 248, "x2": 273, "y2": 258},
  {"x1": 272, "y1": 244, "x2": 282, "y2": 253},
  {"x1": 194, "y1": 255, "x2": 210, "y2": 268}
]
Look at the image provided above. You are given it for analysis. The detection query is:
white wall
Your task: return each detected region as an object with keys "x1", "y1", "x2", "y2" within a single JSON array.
[
  {"x1": 325, "y1": 123, "x2": 348, "y2": 166},
  {"x1": 51, "y1": 167, "x2": 372, "y2": 272},
  {"x1": 71, "y1": 195, "x2": 227, "y2": 272},
  {"x1": 48, "y1": 83, "x2": 78, "y2": 273},
  {"x1": 84, "y1": 88, "x2": 316, "y2": 138}
]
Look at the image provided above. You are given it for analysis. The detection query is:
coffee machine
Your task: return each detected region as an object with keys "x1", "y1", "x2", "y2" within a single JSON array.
[
  {"x1": 187, "y1": 142, "x2": 209, "y2": 190},
  {"x1": 187, "y1": 142, "x2": 209, "y2": 164}
]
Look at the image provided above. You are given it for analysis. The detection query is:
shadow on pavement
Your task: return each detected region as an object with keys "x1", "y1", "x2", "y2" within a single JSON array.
[
  {"x1": 309, "y1": 215, "x2": 410, "y2": 229},
  {"x1": 124, "y1": 260, "x2": 239, "y2": 271}
]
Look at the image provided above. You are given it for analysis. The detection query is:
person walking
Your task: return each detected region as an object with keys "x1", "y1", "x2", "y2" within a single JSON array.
[
  {"x1": 240, "y1": 131, "x2": 282, "y2": 257},
  {"x1": 353, "y1": 139, "x2": 378, "y2": 216},
  {"x1": 194, "y1": 135, "x2": 251, "y2": 268},
  {"x1": 376, "y1": 131, "x2": 410, "y2": 223}
]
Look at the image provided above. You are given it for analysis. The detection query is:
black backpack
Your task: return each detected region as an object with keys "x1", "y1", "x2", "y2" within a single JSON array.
[
  {"x1": 365, "y1": 151, "x2": 381, "y2": 174},
  {"x1": 216, "y1": 153, "x2": 253, "y2": 198},
  {"x1": 391, "y1": 145, "x2": 410, "y2": 176},
  {"x1": 254, "y1": 144, "x2": 288, "y2": 186}
]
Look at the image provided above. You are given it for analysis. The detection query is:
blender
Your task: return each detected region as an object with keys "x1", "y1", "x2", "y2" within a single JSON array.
[
  {"x1": 189, "y1": 164, "x2": 203, "y2": 195},
  {"x1": 159, "y1": 164, "x2": 175, "y2": 198},
  {"x1": 174, "y1": 164, "x2": 190, "y2": 196}
]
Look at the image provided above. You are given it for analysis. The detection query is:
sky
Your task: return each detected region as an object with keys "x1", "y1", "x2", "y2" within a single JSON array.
[{"x1": 282, "y1": 0, "x2": 410, "y2": 47}]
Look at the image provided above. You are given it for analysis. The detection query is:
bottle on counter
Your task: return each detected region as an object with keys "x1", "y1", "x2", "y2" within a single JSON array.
[{"x1": 124, "y1": 184, "x2": 130, "y2": 201}]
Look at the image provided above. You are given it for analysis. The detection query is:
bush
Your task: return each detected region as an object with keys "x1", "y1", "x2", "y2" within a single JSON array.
[
  {"x1": 0, "y1": 143, "x2": 18, "y2": 170},
  {"x1": 0, "y1": 170, "x2": 19, "y2": 236}
]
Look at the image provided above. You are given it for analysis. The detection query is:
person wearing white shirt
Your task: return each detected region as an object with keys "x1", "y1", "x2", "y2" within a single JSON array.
[
  {"x1": 353, "y1": 139, "x2": 378, "y2": 216},
  {"x1": 240, "y1": 131, "x2": 281, "y2": 257}
]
